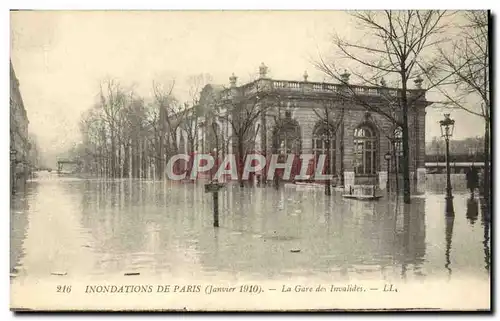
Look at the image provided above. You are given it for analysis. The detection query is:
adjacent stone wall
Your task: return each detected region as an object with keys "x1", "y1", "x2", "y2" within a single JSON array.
[{"x1": 10, "y1": 61, "x2": 31, "y2": 192}]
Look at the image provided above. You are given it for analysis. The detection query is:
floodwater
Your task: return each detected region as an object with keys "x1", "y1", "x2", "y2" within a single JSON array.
[{"x1": 10, "y1": 172, "x2": 490, "y2": 285}]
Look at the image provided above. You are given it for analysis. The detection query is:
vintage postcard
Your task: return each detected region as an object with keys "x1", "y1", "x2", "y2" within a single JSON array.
[{"x1": 9, "y1": 10, "x2": 491, "y2": 311}]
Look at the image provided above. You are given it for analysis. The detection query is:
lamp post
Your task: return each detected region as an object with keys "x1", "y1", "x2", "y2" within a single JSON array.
[
  {"x1": 384, "y1": 152, "x2": 391, "y2": 191},
  {"x1": 439, "y1": 114, "x2": 455, "y2": 216}
]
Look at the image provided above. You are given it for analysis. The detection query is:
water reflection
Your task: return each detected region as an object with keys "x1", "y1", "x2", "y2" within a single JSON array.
[
  {"x1": 481, "y1": 203, "x2": 490, "y2": 274},
  {"x1": 444, "y1": 216, "x2": 454, "y2": 278},
  {"x1": 466, "y1": 197, "x2": 479, "y2": 226},
  {"x1": 10, "y1": 182, "x2": 37, "y2": 276},
  {"x1": 193, "y1": 187, "x2": 429, "y2": 281},
  {"x1": 425, "y1": 174, "x2": 469, "y2": 194},
  {"x1": 392, "y1": 199, "x2": 426, "y2": 280},
  {"x1": 9, "y1": 173, "x2": 491, "y2": 284}
]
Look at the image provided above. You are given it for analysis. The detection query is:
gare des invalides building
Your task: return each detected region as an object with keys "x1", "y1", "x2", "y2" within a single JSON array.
[{"x1": 186, "y1": 63, "x2": 430, "y2": 191}]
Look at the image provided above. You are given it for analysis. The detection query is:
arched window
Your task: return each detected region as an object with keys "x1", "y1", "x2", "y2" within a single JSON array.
[
  {"x1": 393, "y1": 127, "x2": 403, "y2": 173},
  {"x1": 354, "y1": 125, "x2": 377, "y2": 175},
  {"x1": 312, "y1": 123, "x2": 336, "y2": 175},
  {"x1": 272, "y1": 119, "x2": 301, "y2": 155}
]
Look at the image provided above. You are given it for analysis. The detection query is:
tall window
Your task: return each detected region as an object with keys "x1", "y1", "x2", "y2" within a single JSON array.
[
  {"x1": 354, "y1": 125, "x2": 377, "y2": 175},
  {"x1": 393, "y1": 127, "x2": 403, "y2": 173},
  {"x1": 312, "y1": 123, "x2": 336, "y2": 174},
  {"x1": 273, "y1": 118, "x2": 301, "y2": 155}
]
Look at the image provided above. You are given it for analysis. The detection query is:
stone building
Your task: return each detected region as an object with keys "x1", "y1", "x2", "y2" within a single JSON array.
[
  {"x1": 186, "y1": 63, "x2": 430, "y2": 190},
  {"x1": 10, "y1": 60, "x2": 31, "y2": 193}
]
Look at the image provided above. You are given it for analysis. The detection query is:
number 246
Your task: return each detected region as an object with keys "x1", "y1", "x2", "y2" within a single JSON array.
[{"x1": 56, "y1": 285, "x2": 71, "y2": 293}]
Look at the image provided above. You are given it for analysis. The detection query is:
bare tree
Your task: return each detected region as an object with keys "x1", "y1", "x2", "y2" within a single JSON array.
[
  {"x1": 98, "y1": 79, "x2": 129, "y2": 178},
  {"x1": 183, "y1": 74, "x2": 214, "y2": 154},
  {"x1": 216, "y1": 81, "x2": 282, "y2": 187},
  {"x1": 121, "y1": 97, "x2": 148, "y2": 178},
  {"x1": 314, "y1": 10, "x2": 448, "y2": 204},
  {"x1": 152, "y1": 79, "x2": 180, "y2": 178},
  {"x1": 433, "y1": 11, "x2": 490, "y2": 204},
  {"x1": 187, "y1": 73, "x2": 214, "y2": 106}
]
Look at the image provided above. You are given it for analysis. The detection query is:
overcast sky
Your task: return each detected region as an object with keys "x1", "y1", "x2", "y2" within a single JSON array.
[{"x1": 10, "y1": 10, "x2": 485, "y2": 163}]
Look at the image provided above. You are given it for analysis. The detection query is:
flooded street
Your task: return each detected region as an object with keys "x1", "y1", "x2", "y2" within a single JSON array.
[{"x1": 11, "y1": 172, "x2": 490, "y2": 286}]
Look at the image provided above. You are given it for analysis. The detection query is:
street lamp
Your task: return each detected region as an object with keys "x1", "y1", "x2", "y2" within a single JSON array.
[
  {"x1": 439, "y1": 113, "x2": 455, "y2": 216},
  {"x1": 384, "y1": 151, "x2": 391, "y2": 191}
]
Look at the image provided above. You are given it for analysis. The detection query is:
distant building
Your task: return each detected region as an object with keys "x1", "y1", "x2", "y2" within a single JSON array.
[
  {"x1": 10, "y1": 61, "x2": 31, "y2": 193},
  {"x1": 426, "y1": 136, "x2": 486, "y2": 159},
  {"x1": 182, "y1": 63, "x2": 431, "y2": 190}
]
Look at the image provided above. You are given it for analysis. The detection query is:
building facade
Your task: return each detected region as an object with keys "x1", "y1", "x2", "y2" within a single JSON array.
[
  {"x1": 184, "y1": 63, "x2": 430, "y2": 190},
  {"x1": 10, "y1": 61, "x2": 31, "y2": 193}
]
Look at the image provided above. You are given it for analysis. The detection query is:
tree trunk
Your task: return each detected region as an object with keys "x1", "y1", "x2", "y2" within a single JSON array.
[
  {"x1": 159, "y1": 133, "x2": 164, "y2": 180},
  {"x1": 111, "y1": 127, "x2": 116, "y2": 178},
  {"x1": 261, "y1": 113, "x2": 267, "y2": 186},
  {"x1": 139, "y1": 139, "x2": 143, "y2": 179},
  {"x1": 413, "y1": 111, "x2": 419, "y2": 182},
  {"x1": 156, "y1": 135, "x2": 163, "y2": 180},
  {"x1": 340, "y1": 105, "x2": 345, "y2": 187},
  {"x1": 124, "y1": 142, "x2": 130, "y2": 178},
  {"x1": 132, "y1": 140, "x2": 137, "y2": 178},
  {"x1": 392, "y1": 141, "x2": 399, "y2": 194},
  {"x1": 238, "y1": 136, "x2": 244, "y2": 188},
  {"x1": 118, "y1": 141, "x2": 122, "y2": 178},
  {"x1": 483, "y1": 118, "x2": 490, "y2": 205},
  {"x1": 325, "y1": 138, "x2": 331, "y2": 196},
  {"x1": 401, "y1": 77, "x2": 411, "y2": 204}
]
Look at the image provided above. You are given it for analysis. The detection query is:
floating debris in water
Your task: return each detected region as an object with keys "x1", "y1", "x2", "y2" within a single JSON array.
[
  {"x1": 290, "y1": 249, "x2": 301, "y2": 253},
  {"x1": 51, "y1": 272, "x2": 67, "y2": 276},
  {"x1": 124, "y1": 272, "x2": 140, "y2": 276},
  {"x1": 267, "y1": 235, "x2": 297, "y2": 241}
]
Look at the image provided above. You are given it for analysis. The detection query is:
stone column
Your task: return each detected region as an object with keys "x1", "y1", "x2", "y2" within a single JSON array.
[
  {"x1": 342, "y1": 108, "x2": 355, "y2": 192},
  {"x1": 416, "y1": 110, "x2": 427, "y2": 186}
]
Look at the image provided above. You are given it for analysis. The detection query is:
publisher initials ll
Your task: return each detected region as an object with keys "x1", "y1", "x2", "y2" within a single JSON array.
[{"x1": 383, "y1": 284, "x2": 397, "y2": 292}]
